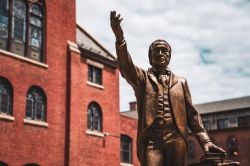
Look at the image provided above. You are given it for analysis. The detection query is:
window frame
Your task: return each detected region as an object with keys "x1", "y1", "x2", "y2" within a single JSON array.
[
  {"x1": 25, "y1": 86, "x2": 46, "y2": 122},
  {"x1": 87, "y1": 102, "x2": 102, "y2": 132},
  {"x1": 88, "y1": 64, "x2": 103, "y2": 85},
  {"x1": 217, "y1": 118, "x2": 229, "y2": 129},
  {"x1": 238, "y1": 115, "x2": 250, "y2": 128},
  {"x1": 120, "y1": 135, "x2": 133, "y2": 164},
  {"x1": 0, "y1": 76, "x2": 13, "y2": 116},
  {"x1": 0, "y1": 0, "x2": 46, "y2": 63}
]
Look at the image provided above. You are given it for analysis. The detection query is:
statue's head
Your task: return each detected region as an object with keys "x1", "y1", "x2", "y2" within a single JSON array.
[{"x1": 148, "y1": 39, "x2": 171, "y2": 70}]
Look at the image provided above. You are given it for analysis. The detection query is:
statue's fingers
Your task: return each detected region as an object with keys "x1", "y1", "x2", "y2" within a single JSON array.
[
  {"x1": 204, "y1": 145, "x2": 209, "y2": 152},
  {"x1": 117, "y1": 14, "x2": 121, "y2": 19},
  {"x1": 212, "y1": 144, "x2": 225, "y2": 153},
  {"x1": 118, "y1": 18, "x2": 123, "y2": 23}
]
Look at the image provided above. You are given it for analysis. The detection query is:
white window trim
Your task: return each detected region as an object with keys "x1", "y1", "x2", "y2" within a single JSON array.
[
  {"x1": 24, "y1": 119, "x2": 48, "y2": 127},
  {"x1": 120, "y1": 163, "x2": 134, "y2": 166},
  {"x1": 87, "y1": 59, "x2": 104, "y2": 69},
  {"x1": 85, "y1": 129, "x2": 104, "y2": 137},
  {"x1": 0, "y1": 49, "x2": 48, "y2": 68},
  {"x1": 86, "y1": 81, "x2": 104, "y2": 89},
  {"x1": 0, "y1": 114, "x2": 15, "y2": 121}
]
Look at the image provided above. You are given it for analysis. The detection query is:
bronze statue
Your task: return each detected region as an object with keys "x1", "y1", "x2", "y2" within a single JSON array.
[{"x1": 110, "y1": 11, "x2": 225, "y2": 166}]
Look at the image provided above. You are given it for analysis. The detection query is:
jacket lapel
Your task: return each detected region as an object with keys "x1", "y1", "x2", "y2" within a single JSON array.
[
  {"x1": 147, "y1": 68, "x2": 160, "y2": 91},
  {"x1": 169, "y1": 72, "x2": 178, "y2": 89}
]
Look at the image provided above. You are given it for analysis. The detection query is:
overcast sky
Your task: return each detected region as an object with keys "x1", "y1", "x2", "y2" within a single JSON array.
[{"x1": 76, "y1": 0, "x2": 250, "y2": 111}]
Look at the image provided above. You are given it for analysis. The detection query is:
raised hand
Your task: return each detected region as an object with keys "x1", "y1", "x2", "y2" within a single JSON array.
[{"x1": 110, "y1": 11, "x2": 124, "y2": 42}]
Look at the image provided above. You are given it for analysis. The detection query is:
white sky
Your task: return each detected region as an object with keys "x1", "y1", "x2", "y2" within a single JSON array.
[{"x1": 76, "y1": 0, "x2": 250, "y2": 111}]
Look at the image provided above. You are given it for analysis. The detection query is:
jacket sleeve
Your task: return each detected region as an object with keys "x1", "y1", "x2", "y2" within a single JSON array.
[
  {"x1": 115, "y1": 40, "x2": 145, "y2": 89},
  {"x1": 182, "y1": 79, "x2": 211, "y2": 146}
]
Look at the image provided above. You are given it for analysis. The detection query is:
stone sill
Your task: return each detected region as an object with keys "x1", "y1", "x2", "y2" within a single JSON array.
[
  {"x1": 24, "y1": 119, "x2": 48, "y2": 127},
  {"x1": 86, "y1": 81, "x2": 104, "y2": 90},
  {"x1": 120, "y1": 163, "x2": 134, "y2": 166},
  {"x1": 86, "y1": 129, "x2": 105, "y2": 137},
  {"x1": 0, "y1": 114, "x2": 15, "y2": 121},
  {"x1": 0, "y1": 49, "x2": 48, "y2": 69}
]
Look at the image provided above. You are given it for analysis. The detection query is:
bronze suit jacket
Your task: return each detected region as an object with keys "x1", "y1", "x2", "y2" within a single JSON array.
[{"x1": 116, "y1": 41, "x2": 210, "y2": 165}]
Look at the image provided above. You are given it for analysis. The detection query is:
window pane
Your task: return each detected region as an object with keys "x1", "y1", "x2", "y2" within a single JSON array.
[
  {"x1": 88, "y1": 65, "x2": 102, "y2": 85},
  {"x1": 26, "y1": 88, "x2": 46, "y2": 121},
  {"x1": 30, "y1": 16, "x2": 42, "y2": 27},
  {"x1": 238, "y1": 116, "x2": 250, "y2": 127},
  {"x1": 28, "y1": 25, "x2": 42, "y2": 61},
  {"x1": 35, "y1": 101, "x2": 44, "y2": 120},
  {"x1": 0, "y1": 93, "x2": 8, "y2": 113},
  {"x1": 121, "y1": 136, "x2": 132, "y2": 163},
  {"x1": 88, "y1": 66, "x2": 93, "y2": 82},
  {"x1": 217, "y1": 118, "x2": 229, "y2": 129},
  {"x1": 26, "y1": 94, "x2": 34, "y2": 119},
  {"x1": 88, "y1": 103, "x2": 102, "y2": 131},
  {"x1": 0, "y1": 79, "x2": 11, "y2": 115},
  {"x1": 11, "y1": 0, "x2": 26, "y2": 56},
  {"x1": 0, "y1": 0, "x2": 9, "y2": 50},
  {"x1": 87, "y1": 109, "x2": 92, "y2": 129},
  {"x1": 30, "y1": 4, "x2": 42, "y2": 17}
]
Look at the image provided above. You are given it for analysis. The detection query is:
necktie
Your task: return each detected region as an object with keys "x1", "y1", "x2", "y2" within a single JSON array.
[{"x1": 158, "y1": 75, "x2": 169, "y2": 87}]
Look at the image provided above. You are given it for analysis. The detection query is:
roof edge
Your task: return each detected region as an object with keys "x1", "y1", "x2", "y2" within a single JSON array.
[{"x1": 76, "y1": 23, "x2": 116, "y2": 60}]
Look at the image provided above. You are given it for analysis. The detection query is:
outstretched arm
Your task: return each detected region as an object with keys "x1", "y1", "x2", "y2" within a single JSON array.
[
  {"x1": 183, "y1": 79, "x2": 225, "y2": 154},
  {"x1": 110, "y1": 11, "x2": 145, "y2": 89}
]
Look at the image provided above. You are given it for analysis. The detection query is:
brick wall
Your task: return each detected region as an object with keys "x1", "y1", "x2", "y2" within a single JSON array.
[
  {"x1": 120, "y1": 115, "x2": 140, "y2": 166},
  {"x1": 0, "y1": 0, "x2": 76, "y2": 165},
  {"x1": 68, "y1": 49, "x2": 120, "y2": 165},
  {"x1": 187, "y1": 128, "x2": 250, "y2": 166}
]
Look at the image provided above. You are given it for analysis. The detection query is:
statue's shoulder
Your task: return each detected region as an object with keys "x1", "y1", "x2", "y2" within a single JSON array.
[{"x1": 173, "y1": 73, "x2": 186, "y2": 84}]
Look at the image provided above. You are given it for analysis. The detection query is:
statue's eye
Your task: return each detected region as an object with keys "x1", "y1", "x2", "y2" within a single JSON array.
[{"x1": 163, "y1": 48, "x2": 168, "y2": 53}]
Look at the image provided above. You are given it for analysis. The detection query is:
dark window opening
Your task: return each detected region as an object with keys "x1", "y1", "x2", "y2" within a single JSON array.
[
  {"x1": 238, "y1": 116, "x2": 250, "y2": 128},
  {"x1": 217, "y1": 118, "x2": 229, "y2": 129},
  {"x1": 87, "y1": 102, "x2": 102, "y2": 131},
  {"x1": 227, "y1": 136, "x2": 238, "y2": 158},
  {"x1": 88, "y1": 65, "x2": 102, "y2": 85},
  {"x1": 120, "y1": 135, "x2": 133, "y2": 164},
  {"x1": 0, "y1": 0, "x2": 9, "y2": 50},
  {"x1": 0, "y1": 77, "x2": 12, "y2": 115},
  {"x1": 25, "y1": 86, "x2": 46, "y2": 121}
]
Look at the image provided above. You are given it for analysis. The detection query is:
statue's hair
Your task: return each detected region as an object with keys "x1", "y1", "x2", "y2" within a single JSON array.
[{"x1": 148, "y1": 39, "x2": 172, "y2": 64}]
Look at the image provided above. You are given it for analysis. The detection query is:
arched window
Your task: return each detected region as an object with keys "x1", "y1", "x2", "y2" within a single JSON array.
[
  {"x1": 120, "y1": 135, "x2": 133, "y2": 164},
  {"x1": 0, "y1": 161, "x2": 8, "y2": 166},
  {"x1": 87, "y1": 102, "x2": 102, "y2": 131},
  {"x1": 0, "y1": 0, "x2": 45, "y2": 62},
  {"x1": 0, "y1": 0, "x2": 9, "y2": 50},
  {"x1": 25, "y1": 86, "x2": 46, "y2": 121},
  {"x1": 188, "y1": 140, "x2": 196, "y2": 160},
  {"x1": 0, "y1": 77, "x2": 13, "y2": 115},
  {"x1": 227, "y1": 135, "x2": 238, "y2": 157}
]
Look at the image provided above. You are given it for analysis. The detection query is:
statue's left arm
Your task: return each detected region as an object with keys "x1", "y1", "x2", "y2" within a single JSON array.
[{"x1": 183, "y1": 79, "x2": 225, "y2": 153}]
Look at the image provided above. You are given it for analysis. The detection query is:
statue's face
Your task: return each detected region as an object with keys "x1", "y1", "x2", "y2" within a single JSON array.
[{"x1": 150, "y1": 44, "x2": 171, "y2": 70}]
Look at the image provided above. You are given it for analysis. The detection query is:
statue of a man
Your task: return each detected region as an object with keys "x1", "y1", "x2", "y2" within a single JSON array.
[{"x1": 110, "y1": 11, "x2": 225, "y2": 166}]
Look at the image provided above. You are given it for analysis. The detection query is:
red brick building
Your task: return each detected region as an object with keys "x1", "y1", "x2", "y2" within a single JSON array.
[
  {"x1": 0, "y1": 0, "x2": 124, "y2": 165},
  {"x1": 187, "y1": 96, "x2": 250, "y2": 166}
]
